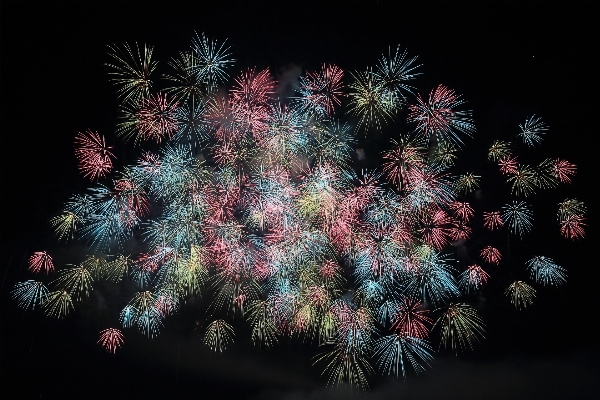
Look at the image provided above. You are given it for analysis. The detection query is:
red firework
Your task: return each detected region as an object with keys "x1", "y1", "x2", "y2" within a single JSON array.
[
  {"x1": 407, "y1": 84, "x2": 474, "y2": 146},
  {"x1": 98, "y1": 328, "x2": 125, "y2": 354},
  {"x1": 552, "y1": 159, "x2": 577, "y2": 184},
  {"x1": 301, "y1": 63, "x2": 345, "y2": 117},
  {"x1": 74, "y1": 129, "x2": 116, "y2": 181},
  {"x1": 448, "y1": 201, "x2": 474, "y2": 222},
  {"x1": 391, "y1": 297, "x2": 432, "y2": 339},
  {"x1": 28, "y1": 251, "x2": 54, "y2": 274},
  {"x1": 560, "y1": 214, "x2": 587, "y2": 240},
  {"x1": 480, "y1": 246, "x2": 502, "y2": 265},
  {"x1": 136, "y1": 92, "x2": 179, "y2": 143},
  {"x1": 463, "y1": 264, "x2": 490, "y2": 290},
  {"x1": 498, "y1": 156, "x2": 519, "y2": 175},
  {"x1": 419, "y1": 211, "x2": 452, "y2": 250},
  {"x1": 231, "y1": 68, "x2": 276, "y2": 108},
  {"x1": 114, "y1": 178, "x2": 150, "y2": 219},
  {"x1": 482, "y1": 211, "x2": 503, "y2": 231}
]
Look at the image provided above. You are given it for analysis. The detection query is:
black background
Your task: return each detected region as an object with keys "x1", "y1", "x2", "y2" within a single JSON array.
[{"x1": 1, "y1": 2, "x2": 599, "y2": 399}]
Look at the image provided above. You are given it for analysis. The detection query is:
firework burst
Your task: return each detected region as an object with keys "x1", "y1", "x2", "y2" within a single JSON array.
[
  {"x1": 75, "y1": 130, "x2": 116, "y2": 181},
  {"x1": 98, "y1": 328, "x2": 125, "y2": 354},
  {"x1": 13, "y1": 34, "x2": 587, "y2": 389}
]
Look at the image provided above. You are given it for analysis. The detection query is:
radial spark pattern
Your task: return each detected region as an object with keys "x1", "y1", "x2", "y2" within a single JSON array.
[{"x1": 13, "y1": 33, "x2": 586, "y2": 389}]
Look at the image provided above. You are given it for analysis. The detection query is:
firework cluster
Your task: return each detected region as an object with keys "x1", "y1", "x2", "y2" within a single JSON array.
[{"x1": 12, "y1": 33, "x2": 586, "y2": 387}]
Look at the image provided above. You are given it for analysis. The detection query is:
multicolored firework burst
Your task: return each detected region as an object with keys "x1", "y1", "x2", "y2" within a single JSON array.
[{"x1": 12, "y1": 32, "x2": 587, "y2": 389}]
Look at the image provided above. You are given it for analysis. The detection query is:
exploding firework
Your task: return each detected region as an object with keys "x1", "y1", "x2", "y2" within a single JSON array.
[
  {"x1": 12, "y1": 33, "x2": 586, "y2": 389},
  {"x1": 98, "y1": 328, "x2": 125, "y2": 354},
  {"x1": 27, "y1": 252, "x2": 54, "y2": 274},
  {"x1": 74, "y1": 130, "x2": 116, "y2": 181}
]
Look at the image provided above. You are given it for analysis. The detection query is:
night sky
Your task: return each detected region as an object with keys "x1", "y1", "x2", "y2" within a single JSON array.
[{"x1": 1, "y1": 2, "x2": 599, "y2": 399}]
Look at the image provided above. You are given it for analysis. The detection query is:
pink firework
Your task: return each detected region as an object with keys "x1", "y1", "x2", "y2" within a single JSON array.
[
  {"x1": 320, "y1": 260, "x2": 342, "y2": 281},
  {"x1": 74, "y1": 129, "x2": 116, "y2": 181},
  {"x1": 461, "y1": 264, "x2": 490, "y2": 291},
  {"x1": 138, "y1": 151, "x2": 161, "y2": 176},
  {"x1": 449, "y1": 220, "x2": 472, "y2": 241},
  {"x1": 407, "y1": 84, "x2": 475, "y2": 147},
  {"x1": 206, "y1": 95, "x2": 242, "y2": 142},
  {"x1": 204, "y1": 183, "x2": 241, "y2": 224},
  {"x1": 419, "y1": 208, "x2": 452, "y2": 250},
  {"x1": 300, "y1": 63, "x2": 345, "y2": 117},
  {"x1": 231, "y1": 67, "x2": 276, "y2": 108},
  {"x1": 552, "y1": 159, "x2": 577, "y2": 184},
  {"x1": 28, "y1": 251, "x2": 54, "y2": 274},
  {"x1": 114, "y1": 178, "x2": 150, "y2": 219},
  {"x1": 135, "y1": 252, "x2": 161, "y2": 274},
  {"x1": 136, "y1": 92, "x2": 179, "y2": 143},
  {"x1": 448, "y1": 201, "x2": 474, "y2": 222},
  {"x1": 306, "y1": 286, "x2": 329, "y2": 309},
  {"x1": 560, "y1": 214, "x2": 587, "y2": 240},
  {"x1": 391, "y1": 297, "x2": 432, "y2": 339},
  {"x1": 98, "y1": 328, "x2": 125, "y2": 354},
  {"x1": 230, "y1": 67, "x2": 275, "y2": 135},
  {"x1": 480, "y1": 246, "x2": 502, "y2": 265},
  {"x1": 498, "y1": 156, "x2": 519, "y2": 175},
  {"x1": 155, "y1": 292, "x2": 178, "y2": 318},
  {"x1": 482, "y1": 211, "x2": 503, "y2": 231}
]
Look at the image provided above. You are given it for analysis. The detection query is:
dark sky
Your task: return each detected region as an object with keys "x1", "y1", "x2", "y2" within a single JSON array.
[{"x1": 1, "y1": 2, "x2": 599, "y2": 399}]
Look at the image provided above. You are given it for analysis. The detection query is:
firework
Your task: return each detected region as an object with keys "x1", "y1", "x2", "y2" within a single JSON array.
[
  {"x1": 390, "y1": 298, "x2": 432, "y2": 339},
  {"x1": 28, "y1": 251, "x2": 54, "y2": 274},
  {"x1": 190, "y1": 32, "x2": 235, "y2": 88},
  {"x1": 406, "y1": 246, "x2": 459, "y2": 306},
  {"x1": 407, "y1": 85, "x2": 475, "y2": 148},
  {"x1": 558, "y1": 199, "x2": 587, "y2": 220},
  {"x1": 502, "y1": 201, "x2": 533, "y2": 238},
  {"x1": 316, "y1": 304, "x2": 375, "y2": 389},
  {"x1": 204, "y1": 319, "x2": 235, "y2": 352},
  {"x1": 488, "y1": 140, "x2": 511, "y2": 162},
  {"x1": 558, "y1": 199, "x2": 587, "y2": 240},
  {"x1": 247, "y1": 300, "x2": 279, "y2": 347},
  {"x1": 135, "y1": 92, "x2": 179, "y2": 144},
  {"x1": 480, "y1": 246, "x2": 501, "y2": 265},
  {"x1": 43, "y1": 290, "x2": 74, "y2": 319},
  {"x1": 552, "y1": 159, "x2": 577, "y2": 184},
  {"x1": 164, "y1": 51, "x2": 211, "y2": 102},
  {"x1": 459, "y1": 264, "x2": 490, "y2": 293},
  {"x1": 124, "y1": 291, "x2": 163, "y2": 338},
  {"x1": 98, "y1": 328, "x2": 125, "y2": 354},
  {"x1": 482, "y1": 211, "x2": 503, "y2": 231},
  {"x1": 50, "y1": 211, "x2": 79, "y2": 241},
  {"x1": 382, "y1": 135, "x2": 426, "y2": 190},
  {"x1": 374, "y1": 45, "x2": 421, "y2": 107},
  {"x1": 50, "y1": 266, "x2": 94, "y2": 303},
  {"x1": 498, "y1": 156, "x2": 519, "y2": 175},
  {"x1": 507, "y1": 165, "x2": 537, "y2": 197},
  {"x1": 374, "y1": 334, "x2": 433, "y2": 378},
  {"x1": 435, "y1": 303, "x2": 486, "y2": 353},
  {"x1": 448, "y1": 201, "x2": 474, "y2": 223},
  {"x1": 560, "y1": 214, "x2": 587, "y2": 240},
  {"x1": 75, "y1": 130, "x2": 116, "y2": 181},
  {"x1": 14, "y1": 34, "x2": 587, "y2": 389},
  {"x1": 106, "y1": 42, "x2": 156, "y2": 103},
  {"x1": 505, "y1": 281, "x2": 536, "y2": 310},
  {"x1": 295, "y1": 64, "x2": 345, "y2": 118},
  {"x1": 348, "y1": 69, "x2": 395, "y2": 132},
  {"x1": 455, "y1": 172, "x2": 480, "y2": 193},
  {"x1": 11, "y1": 280, "x2": 49, "y2": 311},
  {"x1": 518, "y1": 115, "x2": 547, "y2": 147},
  {"x1": 526, "y1": 256, "x2": 567, "y2": 287}
]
